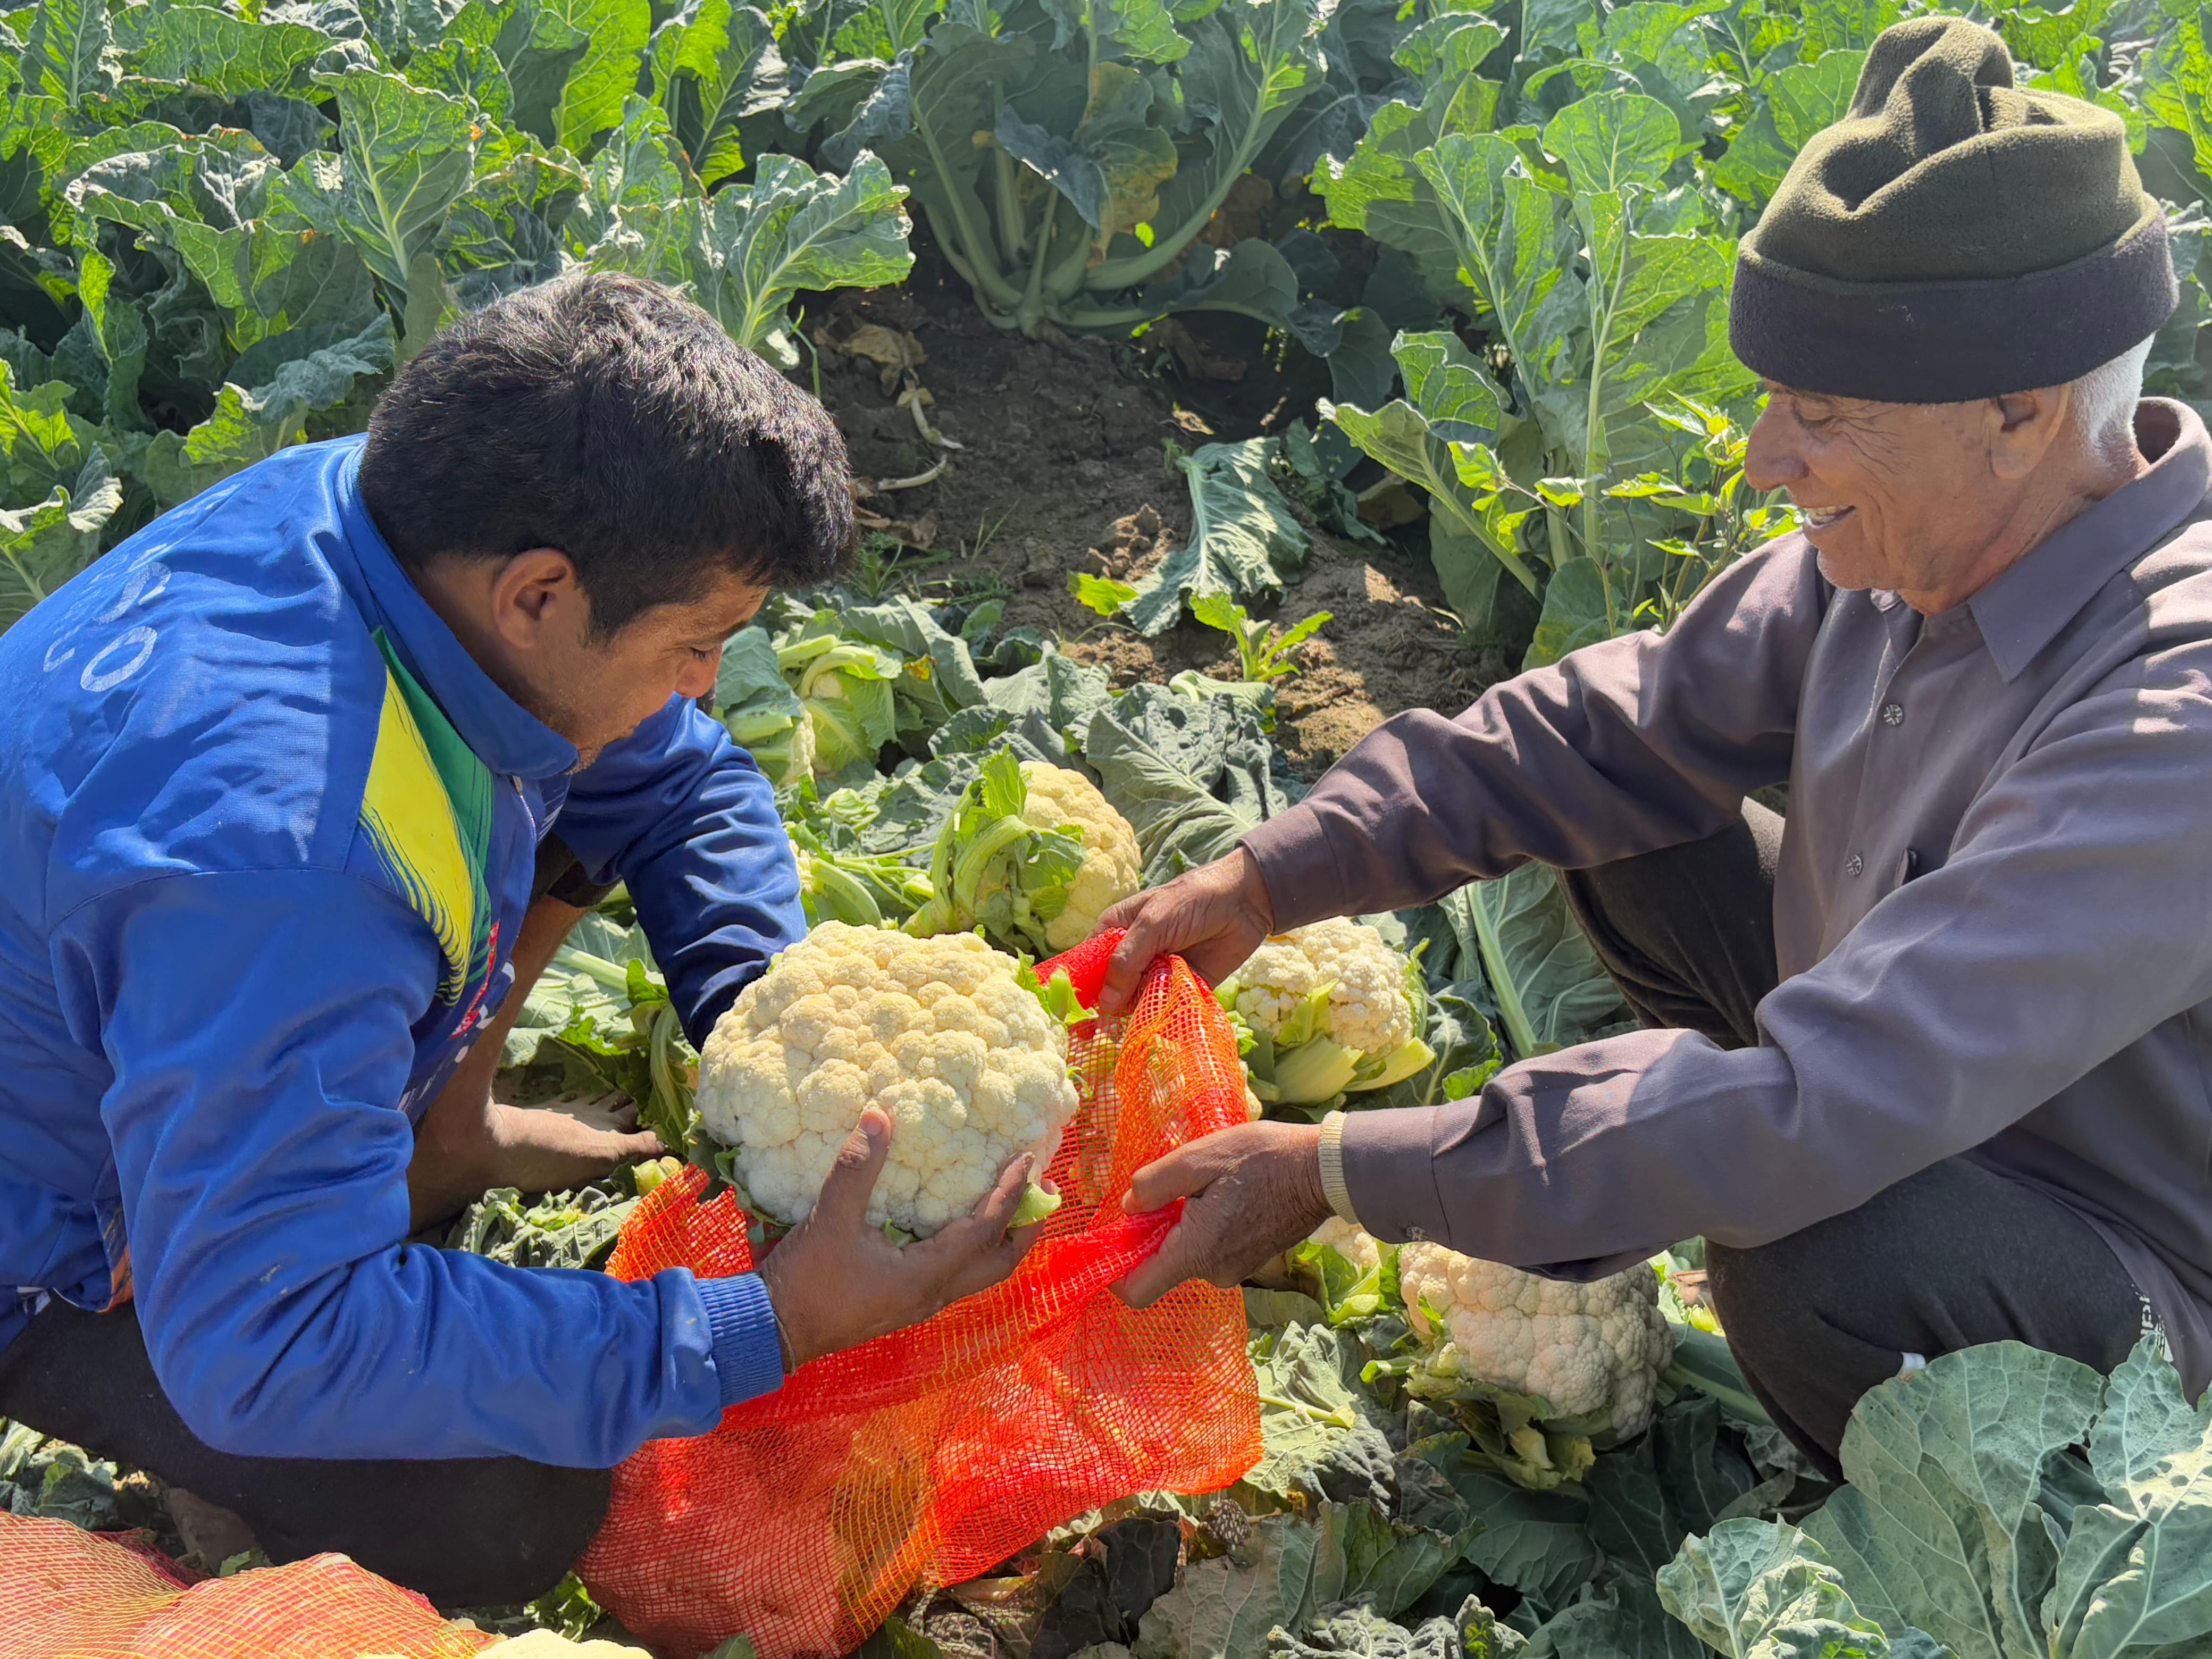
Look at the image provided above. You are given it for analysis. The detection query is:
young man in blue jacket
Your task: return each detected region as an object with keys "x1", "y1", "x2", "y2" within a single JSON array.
[{"x1": 0, "y1": 273, "x2": 1038, "y2": 1604}]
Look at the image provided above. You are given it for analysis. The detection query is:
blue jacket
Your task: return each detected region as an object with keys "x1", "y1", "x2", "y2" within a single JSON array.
[{"x1": 0, "y1": 436, "x2": 801, "y2": 1464}]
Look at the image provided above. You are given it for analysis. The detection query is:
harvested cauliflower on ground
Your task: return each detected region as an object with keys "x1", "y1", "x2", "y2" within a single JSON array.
[
  {"x1": 1397, "y1": 1241, "x2": 1675, "y2": 1438},
  {"x1": 695, "y1": 923, "x2": 1082, "y2": 1236}
]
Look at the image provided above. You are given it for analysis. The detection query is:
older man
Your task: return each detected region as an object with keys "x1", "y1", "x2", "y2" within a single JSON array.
[{"x1": 1101, "y1": 15, "x2": 2209, "y2": 1473}]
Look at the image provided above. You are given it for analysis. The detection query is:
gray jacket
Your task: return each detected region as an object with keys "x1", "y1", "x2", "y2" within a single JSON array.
[{"x1": 1243, "y1": 400, "x2": 2212, "y2": 1392}]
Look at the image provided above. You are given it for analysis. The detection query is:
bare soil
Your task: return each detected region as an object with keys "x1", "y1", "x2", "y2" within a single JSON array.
[{"x1": 801, "y1": 262, "x2": 1505, "y2": 775}]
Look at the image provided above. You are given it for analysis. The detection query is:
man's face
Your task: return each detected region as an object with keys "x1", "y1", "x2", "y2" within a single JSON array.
[
  {"x1": 415, "y1": 549, "x2": 770, "y2": 769},
  {"x1": 1740, "y1": 382, "x2": 2033, "y2": 605},
  {"x1": 536, "y1": 571, "x2": 770, "y2": 767}
]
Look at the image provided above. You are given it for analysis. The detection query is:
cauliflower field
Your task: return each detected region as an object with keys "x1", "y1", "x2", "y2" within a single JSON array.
[{"x1": 1, "y1": 0, "x2": 2208, "y2": 1646}]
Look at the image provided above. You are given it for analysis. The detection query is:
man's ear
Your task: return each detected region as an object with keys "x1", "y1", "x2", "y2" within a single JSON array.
[
  {"x1": 488, "y1": 548, "x2": 591, "y2": 648},
  {"x1": 1987, "y1": 382, "x2": 2069, "y2": 482}
]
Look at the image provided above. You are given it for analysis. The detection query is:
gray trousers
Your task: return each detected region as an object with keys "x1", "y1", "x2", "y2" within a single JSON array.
[{"x1": 1559, "y1": 803, "x2": 2145, "y2": 1480}]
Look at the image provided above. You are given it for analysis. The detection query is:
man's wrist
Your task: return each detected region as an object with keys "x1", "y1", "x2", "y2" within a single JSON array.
[
  {"x1": 1235, "y1": 845, "x2": 1279, "y2": 934},
  {"x1": 1315, "y1": 1110, "x2": 1360, "y2": 1227}
]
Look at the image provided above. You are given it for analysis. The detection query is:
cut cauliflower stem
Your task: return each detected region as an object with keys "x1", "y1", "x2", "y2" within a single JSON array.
[
  {"x1": 1018, "y1": 762, "x2": 1142, "y2": 951},
  {"x1": 694, "y1": 924, "x2": 1081, "y2": 1237},
  {"x1": 1396, "y1": 1240, "x2": 1675, "y2": 1441},
  {"x1": 1221, "y1": 920, "x2": 1435, "y2": 1109}
]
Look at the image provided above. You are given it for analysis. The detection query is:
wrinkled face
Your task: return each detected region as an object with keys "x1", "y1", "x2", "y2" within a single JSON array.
[
  {"x1": 417, "y1": 549, "x2": 769, "y2": 769},
  {"x1": 1740, "y1": 382, "x2": 2026, "y2": 602}
]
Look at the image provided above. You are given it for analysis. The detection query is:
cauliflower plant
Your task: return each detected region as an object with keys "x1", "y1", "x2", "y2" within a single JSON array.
[
  {"x1": 1397, "y1": 1241, "x2": 1675, "y2": 1440},
  {"x1": 694, "y1": 923, "x2": 1082, "y2": 1236},
  {"x1": 904, "y1": 752, "x2": 1140, "y2": 958},
  {"x1": 1218, "y1": 920, "x2": 1434, "y2": 1109},
  {"x1": 1018, "y1": 762, "x2": 1142, "y2": 950}
]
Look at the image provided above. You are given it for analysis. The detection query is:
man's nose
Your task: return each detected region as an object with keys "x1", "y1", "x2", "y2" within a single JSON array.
[
  {"x1": 1741, "y1": 404, "x2": 1803, "y2": 496},
  {"x1": 676, "y1": 656, "x2": 720, "y2": 702}
]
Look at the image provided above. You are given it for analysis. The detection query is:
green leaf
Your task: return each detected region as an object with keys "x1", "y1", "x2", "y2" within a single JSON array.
[
  {"x1": 1393, "y1": 329, "x2": 1503, "y2": 443},
  {"x1": 648, "y1": 0, "x2": 785, "y2": 188},
  {"x1": 139, "y1": 313, "x2": 397, "y2": 509},
  {"x1": 18, "y1": 0, "x2": 119, "y2": 112},
  {"x1": 1073, "y1": 570, "x2": 1138, "y2": 617},
  {"x1": 588, "y1": 149, "x2": 912, "y2": 363},
  {"x1": 1446, "y1": 864, "x2": 1628, "y2": 1060},
  {"x1": 1711, "y1": 53, "x2": 1862, "y2": 208},
  {"x1": 0, "y1": 448, "x2": 120, "y2": 632},
  {"x1": 1526, "y1": 556, "x2": 1616, "y2": 668},
  {"x1": 116, "y1": 2, "x2": 333, "y2": 98},
  {"x1": 1657, "y1": 1520, "x2": 1893, "y2": 1659},
  {"x1": 319, "y1": 69, "x2": 479, "y2": 296},
  {"x1": 1246, "y1": 1322, "x2": 1401, "y2": 1509},
  {"x1": 2047, "y1": 1339, "x2": 2212, "y2": 1659},
  {"x1": 1540, "y1": 89, "x2": 1682, "y2": 202},
  {"x1": 1082, "y1": 681, "x2": 1289, "y2": 883},
  {"x1": 1123, "y1": 437, "x2": 1310, "y2": 636},
  {"x1": 1802, "y1": 1342, "x2": 2105, "y2": 1659}
]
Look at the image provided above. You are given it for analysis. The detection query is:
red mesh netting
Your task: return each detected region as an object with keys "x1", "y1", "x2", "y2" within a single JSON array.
[
  {"x1": 577, "y1": 933, "x2": 1261, "y2": 1658},
  {"x1": 0, "y1": 1515, "x2": 494, "y2": 1659}
]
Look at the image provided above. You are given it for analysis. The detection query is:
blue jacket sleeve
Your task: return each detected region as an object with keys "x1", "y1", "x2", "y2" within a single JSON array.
[
  {"x1": 53, "y1": 867, "x2": 784, "y2": 1464},
  {"x1": 552, "y1": 696, "x2": 806, "y2": 1044}
]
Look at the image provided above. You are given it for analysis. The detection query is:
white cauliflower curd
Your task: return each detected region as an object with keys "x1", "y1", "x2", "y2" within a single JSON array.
[
  {"x1": 694, "y1": 923, "x2": 1082, "y2": 1236},
  {"x1": 1018, "y1": 762, "x2": 1142, "y2": 951},
  {"x1": 1396, "y1": 1240, "x2": 1675, "y2": 1437},
  {"x1": 1220, "y1": 919, "x2": 1433, "y2": 1106}
]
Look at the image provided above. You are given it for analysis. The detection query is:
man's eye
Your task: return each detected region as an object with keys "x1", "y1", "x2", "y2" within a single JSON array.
[{"x1": 688, "y1": 646, "x2": 718, "y2": 663}]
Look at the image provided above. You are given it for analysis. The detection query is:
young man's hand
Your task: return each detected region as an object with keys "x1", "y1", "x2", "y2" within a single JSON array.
[
  {"x1": 1095, "y1": 847, "x2": 1277, "y2": 1014},
  {"x1": 757, "y1": 1109, "x2": 1048, "y2": 1369}
]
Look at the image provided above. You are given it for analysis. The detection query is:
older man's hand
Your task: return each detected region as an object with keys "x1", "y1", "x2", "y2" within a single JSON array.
[
  {"x1": 1096, "y1": 848, "x2": 1277, "y2": 1015},
  {"x1": 1111, "y1": 1119, "x2": 1335, "y2": 1308}
]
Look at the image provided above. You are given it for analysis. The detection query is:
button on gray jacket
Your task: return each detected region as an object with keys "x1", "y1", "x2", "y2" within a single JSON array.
[{"x1": 1242, "y1": 400, "x2": 2212, "y2": 1393}]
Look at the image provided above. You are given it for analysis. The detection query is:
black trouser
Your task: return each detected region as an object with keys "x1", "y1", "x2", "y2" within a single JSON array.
[
  {"x1": 0, "y1": 1301, "x2": 609, "y2": 1606},
  {"x1": 1560, "y1": 803, "x2": 2146, "y2": 1481},
  {"x1": 0, "y1": 834, "x2": 619, "y2": 1607}
]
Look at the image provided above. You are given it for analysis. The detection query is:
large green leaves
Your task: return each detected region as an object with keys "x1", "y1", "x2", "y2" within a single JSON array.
[
  {"x1": 320, "y1": 70, "x2": 479, "y2": 296},
  {"x1": 1658, "y1": 1522, "x2": 1893, "y2": 1659},
  {"x1": 1663, "y1": 1340, "x2": 2212, "y2": 1659},
  {"x1": 1804, "y1": 1344, "x2": 2104, "y2": 1659},
  {"x1": 583, "y1": 149, "x2": 912, "y2": 363},
  {"x1": 1442, "y1": 864, "x2": 1628, "y2": 1060},
  {"x1": 1122, "y1": 437, "x2": 1311, "y2": 636},
  {"x1": 0, "y1": 447, "x2": 119, "y2": 629},
  {"x1": 648, "y1": 0, "x2": 785, "y2": 188}
]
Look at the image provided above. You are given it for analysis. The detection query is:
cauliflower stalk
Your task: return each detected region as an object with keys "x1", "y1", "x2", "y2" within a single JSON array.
[
  {"x1": 1218, "y1": 920, "x2": 1436, "y2": 1112},
  {"x1": 904, "y1": 752, "x2": 1140, "y2": 957},
  {"x1": 694, "y1": 923, "x2": 1082, "y2": 1237}
]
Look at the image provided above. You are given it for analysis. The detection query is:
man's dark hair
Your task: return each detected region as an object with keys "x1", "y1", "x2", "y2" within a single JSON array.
[{"x1": 359, "y1": 272, "x2": 852, "y2": 635}]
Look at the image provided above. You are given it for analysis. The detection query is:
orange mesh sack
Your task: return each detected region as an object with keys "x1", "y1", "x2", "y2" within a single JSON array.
[
  {"x1": 577, "y1": 932, "x2": 1261, "y2": 1658},
  {"x1": 0, "y1": 1514, "x2": 493, "y2": 1659}
]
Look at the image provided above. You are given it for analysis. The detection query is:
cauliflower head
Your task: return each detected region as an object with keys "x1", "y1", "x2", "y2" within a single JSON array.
[
  {"x1": 1019, "y1": 761, "x2": 1142, "y2": 951},
  {"x1": 1233, "y1": 920, "x2": 1417, "y2": 1054},
  {"x1": 1396, "y1": 1243, "x2": 1675, "y2": 1437},
  {"x1": 1224, "y1": 920, "x2": 1432, "y2": 1106},
  {"x1": 1309, "y1": 1216, "x2": 1382, "y2": 1276},
  {"x1": 695, "y1": 923, "x2": 1082, "y2": 1236}
]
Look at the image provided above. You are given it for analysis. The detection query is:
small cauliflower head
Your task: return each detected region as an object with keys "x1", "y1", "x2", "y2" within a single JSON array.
[
  {"x1": 1396, "y1": 1244, "x2": 1675, "y2": 1437},
  {"x1": 695, "y1": 923, "x2": 1082, "y2": 1236},
  {"x1": 1234, "y1": 919, "x2": 1416, "y2": 1057},
  {"x1": 1310, "y1": 1217, "x2": 1382, "y2": 1276},
  {"x1": 1020, "y1": 761, "x2": 1142, "y2": 951}
]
